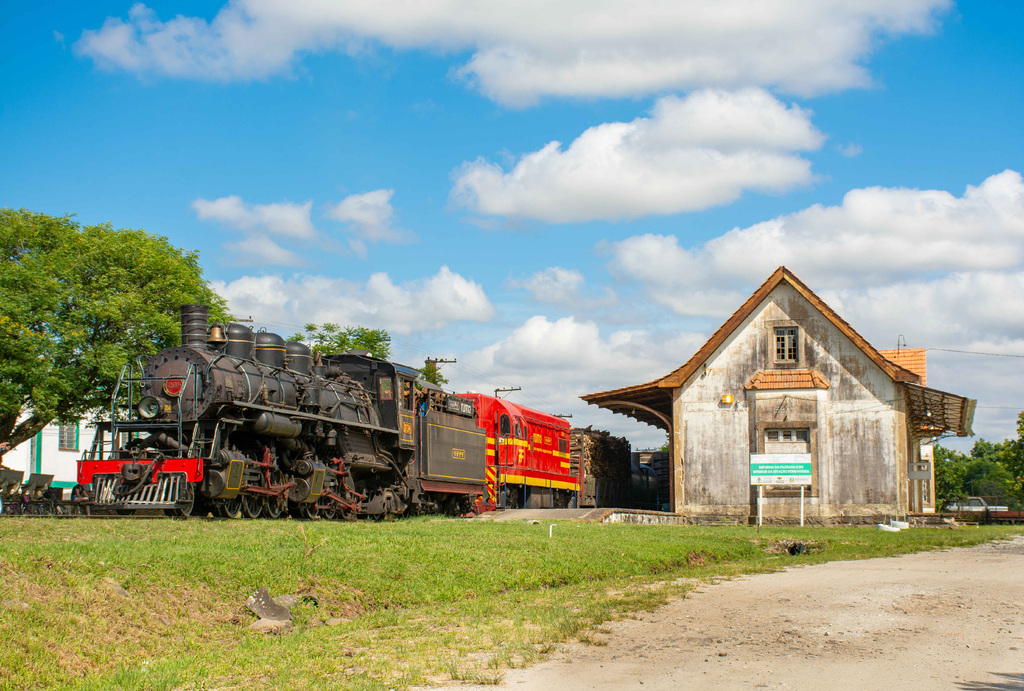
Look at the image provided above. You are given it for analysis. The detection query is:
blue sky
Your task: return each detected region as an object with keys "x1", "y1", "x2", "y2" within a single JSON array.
[{"x1": 3, "y1": 0, "x2": 1023, "y2": 449}]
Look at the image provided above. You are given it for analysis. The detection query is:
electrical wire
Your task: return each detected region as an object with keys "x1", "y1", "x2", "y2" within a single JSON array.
[{"x1": 926, "y1": 348, "x2": 1024, "y2": 358}]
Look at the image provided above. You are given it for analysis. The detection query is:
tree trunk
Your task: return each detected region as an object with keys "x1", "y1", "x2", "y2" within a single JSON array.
[{"x1": 5, "y1": 413, "x2": 50, "y2": 449}]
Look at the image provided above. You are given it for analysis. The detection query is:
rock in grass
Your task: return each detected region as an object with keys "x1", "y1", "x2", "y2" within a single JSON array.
[
  {"x1": 249, "y1": 618, "x2": 293, "y2": 635},
  {"x1": 103, "y1": 578, "x2": 131, "y2": 599},
  {"x1": 2, "y1": 600, "x2": 29, "y2": 611},
  {"x1": 246, "y1": 586, "x2": 292, "y2": 621},
  {"x1": 273, "y1": 594, "x2": 301, "y2": 608}
]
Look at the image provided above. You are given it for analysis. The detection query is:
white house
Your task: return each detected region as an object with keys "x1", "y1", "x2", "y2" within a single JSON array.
[{"x1": 3, "y1": 421, "x2": 96, "y2": 492}]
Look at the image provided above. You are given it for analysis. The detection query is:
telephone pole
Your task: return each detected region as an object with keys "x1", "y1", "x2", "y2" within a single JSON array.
[{"x1": 494, "y1": 386, "x2": 521, "y2": 399}]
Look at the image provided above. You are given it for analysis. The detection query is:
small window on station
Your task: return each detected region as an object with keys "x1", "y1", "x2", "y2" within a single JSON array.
[
  {"x1": 774, "y1": 327, "x2": 799, "y2": 363},
  {"x1": 765, "y1": 428, "x2": 809, "y2": 443}
]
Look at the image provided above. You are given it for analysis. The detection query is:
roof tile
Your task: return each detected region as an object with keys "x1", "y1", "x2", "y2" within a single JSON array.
[
  {"x1": 744, "y1": 370, "x2": 831, "y2": 391},
  {"x1": 878, "y1": 348, "x2": 927, "y2": 386}
]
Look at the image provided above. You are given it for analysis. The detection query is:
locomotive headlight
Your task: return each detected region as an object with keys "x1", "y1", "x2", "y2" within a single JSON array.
[{"x1": 137, "y1": 396, "x2": 160, "y2": 419}]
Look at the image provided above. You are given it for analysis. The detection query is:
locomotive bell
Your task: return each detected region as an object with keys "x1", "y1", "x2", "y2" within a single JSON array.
[{"x1": 207, "y1": 324, "x2": 227, "y2": 349}]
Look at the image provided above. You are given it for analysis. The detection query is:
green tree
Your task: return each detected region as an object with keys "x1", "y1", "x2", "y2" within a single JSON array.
[
  {"x1": 999, "y1": 412, "x2": 1024, "y2": 499},
  {"x1": 0, "y1": 208, "x2": 226, "y2": 447},
  {"x1": 933, "y1": 445, "x2": 969, "y2": 509},
  {"x1": 963, "y1": 458, "x2": 1017, "y2": 507},
  {"x1": 291, "y1": 323, "x2": 391, "y2": 360},
  {"x1": 968, "y1": 433, "x2": 1023, "y2": 507},
  {"x1": 420, "y1": 360, "x2": 449, "y2": 387}
]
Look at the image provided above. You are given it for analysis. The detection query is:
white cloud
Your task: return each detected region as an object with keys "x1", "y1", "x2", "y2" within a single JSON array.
[
  {"x1": 192, "y1": 195, "x2": 316, "y2": 239},
  {"x1": 607, "y1": 170, "x2": 1024, "y2": 312},
  {"x1": 75, "y1": 0, "x2": 950, "y2": 104},
  {"x1": 821, "y1": 271, "x2": 1024, "y2": 346},
  {"x1": 451, "y1": 315, "x2": 703, "y2": 444},
  {"x1": 325, "y1": 190, "x2": 415, "y2": 256},
  {"x1": 511, "y1": 267, "x2": 584, "y2": 305},
  {"x1": 212, "y1": 265, "x2": 494, "y2": 334},
  {"x1": 221, "y1": 234, "x2": 306, "y2": 267},
  {"x1": 451, "y1": 89, "x2": 823, "y2": 223}
]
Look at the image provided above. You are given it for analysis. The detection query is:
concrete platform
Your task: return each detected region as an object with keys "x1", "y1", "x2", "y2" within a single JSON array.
[{"x1": 473, "y1": 508, "x2": 684, "y2": 525}]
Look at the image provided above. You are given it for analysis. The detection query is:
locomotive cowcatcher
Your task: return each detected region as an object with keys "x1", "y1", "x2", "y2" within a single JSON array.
[{"x1": 78, "y1": 305, "x2": 488, "y2": 518}]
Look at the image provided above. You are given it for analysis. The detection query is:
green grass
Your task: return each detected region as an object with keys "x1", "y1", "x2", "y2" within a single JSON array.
[{"x1": 0, "y1": 517, "x2": 1020, "y2": 690}]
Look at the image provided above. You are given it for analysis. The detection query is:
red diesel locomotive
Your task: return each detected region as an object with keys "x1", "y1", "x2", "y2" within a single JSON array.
[{"x1": 460, "y1": 394, "x2": 577, "y2": 510}]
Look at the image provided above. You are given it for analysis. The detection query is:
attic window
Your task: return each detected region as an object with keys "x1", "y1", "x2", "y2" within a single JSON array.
[{"x1": 774, "y1": 327, "x2": 799, "y2": 364}]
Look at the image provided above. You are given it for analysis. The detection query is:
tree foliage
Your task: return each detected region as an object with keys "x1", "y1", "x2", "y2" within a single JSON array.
[
  {"x1": 933, "y1": 446, "x2": 969, "y2": 509},
  {"x1": 934, "y1": 413, "x2": 1024, "y2": 510},
  {"x1": 291, "y1": 323, "x2": 391, "y2": 360},
  {"x1": 419, "y1": 360, "x2": 449, "y2": 387},
  {"x1": 0, "y1": 208, "x2": 226, "y2": 447}
]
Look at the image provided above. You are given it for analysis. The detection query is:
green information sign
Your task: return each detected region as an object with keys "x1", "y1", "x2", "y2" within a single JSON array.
[{"x1": 750, "y1": 453, "x2": 812, "y2": 486}]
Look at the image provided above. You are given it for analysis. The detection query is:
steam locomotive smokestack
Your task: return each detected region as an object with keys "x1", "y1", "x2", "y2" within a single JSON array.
[{"x1": 180, "y1": 305, "x2": 209, "y2": 347}]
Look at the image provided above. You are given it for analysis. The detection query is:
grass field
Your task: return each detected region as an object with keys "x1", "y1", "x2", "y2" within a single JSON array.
[{"x1": 0, "y1": 517, "x2": 1020, "y2": 691}]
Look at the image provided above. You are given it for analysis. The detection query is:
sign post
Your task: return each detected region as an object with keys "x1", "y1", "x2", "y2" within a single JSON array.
[{"x1": 750, "y1": 453, "x2": 812, "y2": 526}]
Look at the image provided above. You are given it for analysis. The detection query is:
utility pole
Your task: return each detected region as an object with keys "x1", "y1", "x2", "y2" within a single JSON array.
[
  {"x1": 553, "y1": 414, "x2": 573, "y2": 419},
  {"x1": 425, "y1": 357, "x2": 457, "y2": 368},
  {"x1": 494, "y1": 386, "x2": 521, "y2": 399}
]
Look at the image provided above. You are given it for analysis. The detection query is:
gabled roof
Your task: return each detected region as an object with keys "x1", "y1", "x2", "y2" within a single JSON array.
[
  {"x1": 581, "y1": 267, "x2": 920, "y2": 429},
  {"x1": 655, "y1": 267, "x2": 920, "y2": 388}
]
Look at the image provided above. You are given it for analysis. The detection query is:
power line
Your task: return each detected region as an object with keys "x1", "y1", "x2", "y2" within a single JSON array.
[{"x1": 927, "y1": 348, "x2": 1024, "y2": 358}]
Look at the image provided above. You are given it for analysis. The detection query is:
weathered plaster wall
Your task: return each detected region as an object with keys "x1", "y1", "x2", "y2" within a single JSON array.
[{"x1": 674, "y1": 283, "x2": 907, "y2": 519}]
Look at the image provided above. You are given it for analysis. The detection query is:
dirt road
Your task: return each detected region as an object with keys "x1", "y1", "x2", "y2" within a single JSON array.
[{"x1": 446, "y1": 535, "x2": 1024, "y2": 690}]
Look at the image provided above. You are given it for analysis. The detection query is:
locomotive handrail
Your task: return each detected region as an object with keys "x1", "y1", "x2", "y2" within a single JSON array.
[
  {"x1": 109, "y1": 362, "x2": 133, "y2": 426},
  {"x1": 177, "y1": 362, "x2": 196, "y2": 455},
  {"x1": 109, "y1": 361, "x2": 200, "y2": 455}
]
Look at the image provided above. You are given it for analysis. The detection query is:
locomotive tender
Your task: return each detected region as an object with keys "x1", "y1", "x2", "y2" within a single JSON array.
[{"x1": 78, "y1": 305, "x2": 580, "y2": 518}]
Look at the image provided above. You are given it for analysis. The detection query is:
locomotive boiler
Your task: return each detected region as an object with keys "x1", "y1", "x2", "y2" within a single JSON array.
[{"x1": 79, "y1": 305, "x2": 487, "y2": 518}]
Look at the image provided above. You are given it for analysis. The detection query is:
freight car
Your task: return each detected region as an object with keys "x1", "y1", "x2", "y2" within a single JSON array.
[
  {"x1": 78, "y1": 306, "x2": 488, "y2": 518},
  {"x1": 573, "y1": 429, "x2": 661, "y2": 511}
]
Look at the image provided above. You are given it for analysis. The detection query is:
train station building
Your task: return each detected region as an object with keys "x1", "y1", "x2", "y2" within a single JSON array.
[{"x1": 581, "y1": 267, "x2": 975, "y2": 523}]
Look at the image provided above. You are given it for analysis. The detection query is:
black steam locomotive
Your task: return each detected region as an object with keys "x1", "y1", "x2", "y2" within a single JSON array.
[{"x1": 79, "y1": 305, "x2": 487, "y2": 518}]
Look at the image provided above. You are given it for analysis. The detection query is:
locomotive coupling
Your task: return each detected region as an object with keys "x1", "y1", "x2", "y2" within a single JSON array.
[{"x1": 120, "y1": 463, "x2": 144, "y2": 482}]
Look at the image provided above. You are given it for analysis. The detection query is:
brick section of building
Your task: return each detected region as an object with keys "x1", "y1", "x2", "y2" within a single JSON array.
[{"x1": 878, "y1": 348, "x2": 927, "y2": 386}]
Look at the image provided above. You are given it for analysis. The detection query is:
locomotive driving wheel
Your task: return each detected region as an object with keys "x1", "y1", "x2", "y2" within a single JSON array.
[
  {"x1": 219, "y1": 497, "x2": 242, "y2": 519},
  {"x1": 263, "y1": 470, "x2": 286, "y2": 519},
  {"x1": 241, "y1": 492, "x2": 263, "y2": 519},
  {"x1": 264, "y1": 494, "x2": 284, "y2": 519}
]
